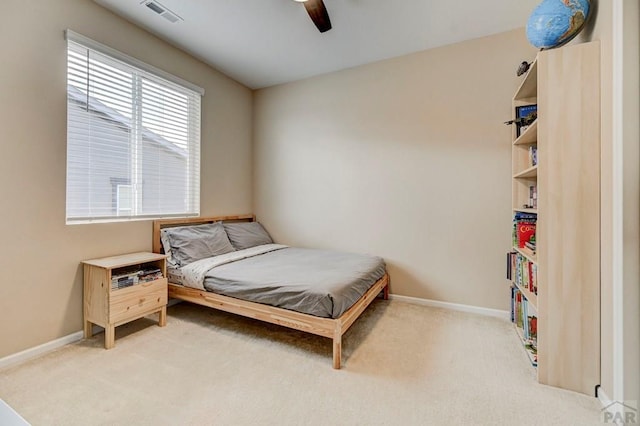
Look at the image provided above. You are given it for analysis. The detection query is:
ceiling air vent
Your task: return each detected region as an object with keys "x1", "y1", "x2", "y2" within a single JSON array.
[{"x1": 141, "y1": 0, "x2": 183, "y2": 23}]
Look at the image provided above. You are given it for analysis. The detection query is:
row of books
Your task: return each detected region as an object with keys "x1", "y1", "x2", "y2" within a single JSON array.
[
  {"x1": 512, "y1": 212, "x2": 537, "y2": 248},
  {"x1": 506, "y1": 251, "x2": 538, "y2": 295},
  {"x1": 528, "y1": 146, "x2": 538, "y2": 167},
  {"x1": 111, "y1": 266, "x2": 163, "y2": 290},
  {"x1": 511, "y1": 286, "x2": 538, "y2": 366},
  {"x1": 112, "y1": 274, "x2": 138, "y2": 289}
]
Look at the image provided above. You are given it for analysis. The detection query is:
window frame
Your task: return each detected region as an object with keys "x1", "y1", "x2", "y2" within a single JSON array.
[{"x1": 65, "y1": 30, "x2": 204, "y2": 225}]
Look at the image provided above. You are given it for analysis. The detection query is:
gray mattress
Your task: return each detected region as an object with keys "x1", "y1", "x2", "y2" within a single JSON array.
[{"x1": 203, "y1": 247, "x2": 386, "y2": 319}]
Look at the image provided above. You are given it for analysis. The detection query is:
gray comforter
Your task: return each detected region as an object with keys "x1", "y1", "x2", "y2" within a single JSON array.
[{"x1": 203, "y1": 247, "x2": 386, "y2": 319}]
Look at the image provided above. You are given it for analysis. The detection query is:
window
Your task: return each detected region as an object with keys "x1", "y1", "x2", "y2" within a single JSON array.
[
  {"x1": 65, "y1": 31, "x2": 203, "y2": 224},
  {"x1": 116, "y1": 184, "x2": 132, "y2": 215}
]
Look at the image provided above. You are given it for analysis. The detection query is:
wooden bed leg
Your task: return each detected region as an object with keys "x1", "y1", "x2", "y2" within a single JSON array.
[
  {"x1": 333, "y1": 321, "x2": 342, "y2": 369},
  {"x1": 383, "y1": 283, "x2": 389, "y2": 300},
  {"x1": 333, "y1": 334, "x2": 342, "y2": 369}
]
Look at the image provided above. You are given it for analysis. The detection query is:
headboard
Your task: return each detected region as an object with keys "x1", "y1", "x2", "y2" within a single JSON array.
[{"x1": 152, "y1": 214, "x2": 256, "y2": 254}]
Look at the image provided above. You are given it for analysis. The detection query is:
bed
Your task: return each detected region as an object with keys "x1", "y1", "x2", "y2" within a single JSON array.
[{"x1": 152, "y1": 214, "x2": 389, "y2": 369}]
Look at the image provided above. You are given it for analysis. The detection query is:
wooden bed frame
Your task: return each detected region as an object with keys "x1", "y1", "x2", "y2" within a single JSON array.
[{"x1": 152, "y1": 214, "x2": 389, "y2": 369}]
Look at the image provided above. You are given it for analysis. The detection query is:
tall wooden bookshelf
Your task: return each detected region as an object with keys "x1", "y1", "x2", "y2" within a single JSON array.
[
  {"x1": 510, "y1": 57, "x2": 539, "y2": 368},
  {"x1": 509, "y1": 41, "x2": 601, "y2": 396}
]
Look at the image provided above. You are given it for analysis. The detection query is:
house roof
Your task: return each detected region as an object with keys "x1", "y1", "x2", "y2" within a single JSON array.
[{"x1": 67, "y1": 84, "x2": 187, "y2": 159}]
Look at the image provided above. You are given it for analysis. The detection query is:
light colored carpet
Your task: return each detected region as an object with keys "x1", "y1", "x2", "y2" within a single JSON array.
[{"x1": 0, "y1": 300, "x2": 603, "y2": 425}]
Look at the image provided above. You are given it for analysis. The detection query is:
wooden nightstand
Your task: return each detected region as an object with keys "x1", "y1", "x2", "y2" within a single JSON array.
[{"x1": 82, "y1": 252, "x2": 168, "y2": 349}]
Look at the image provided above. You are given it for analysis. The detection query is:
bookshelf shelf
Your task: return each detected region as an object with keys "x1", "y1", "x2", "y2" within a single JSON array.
[
  {"x1": 513, "y1": 165, "x2": 538, "y2": 179},
  {"x1": 514, "y1": 324, "x2": 538, "y2": 367},
  {"x1": 513, "y1": 119, "x2": 538, "y2": 146},
  {"x1": 514, "y1": 208, "x2": 538, "y2": 214},
  {"x1": 514, "y1": 281, "x2": 537, "y2": 309},
  {"x1": 513, "y1": 60, "x2": 537, "y2": 101},
  {"x1": 514, "y1": 246, "x2": 537, "y2": 264}
]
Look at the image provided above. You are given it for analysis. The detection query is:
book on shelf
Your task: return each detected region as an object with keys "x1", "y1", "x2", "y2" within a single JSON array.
[
  {"x1": 510, "y1": 286, "x2": 516, "y2": 322},
  {"x1": 139, "y1": 266, "x2": 162, "y2": 282},
  {"x1": 111, "y1": 265, "x2": 164, "y2": 289},
  {"x1": 528, "y1": 185, "x2": 538, "y2": 209},
  {"x1": 111, "y1": 275, "x2": 138, "y2": 289},
  {"x1": 529, "y1": 316, "x2": 538, "y2": 342},
  {"x1": 514, "y1": 289, "x2": 524, "y2": 329},
  {"x1": 523, "y1": 298, "x2": 530, "y2": 340},
  {"x1": 528, "y1": 262, "x2": 538, "y2": 294},
  {"x1": 506, "y1": 251, "x2": 537, "y2": 295},
  {"x1": 111, "y1": 269, "x2": 139, "y2": 280},
  {"x1": 139, "y1": 271, "x2": 163, "y2": 283},
  {"x1": 529, "y1": 146, "x2": 538, "y2": 167},
  {"x1": 111, "y1": 269, "x2": 139, "y2": 288},
  {"x1": 512, "y1": 212, "x2": 537, "y2": 248},
  {"x1": 515, "y1": 104, "x2": 538, "y2": 137},
  {"x1": 507, "y1": 251, "x2": 514, "y2": 280},
  {"x1": 511, "y1": 285, "x2": 538, "y2": 365}
]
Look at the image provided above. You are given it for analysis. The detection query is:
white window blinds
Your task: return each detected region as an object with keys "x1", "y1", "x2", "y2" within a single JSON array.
[{"x1": 66, "y1": 31, "x2": 202, "y2": 224}]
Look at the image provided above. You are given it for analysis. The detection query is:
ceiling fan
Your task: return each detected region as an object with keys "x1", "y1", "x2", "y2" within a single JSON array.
[{"x1": 294, "y1": 0, "x2": 332, "y2": 33}]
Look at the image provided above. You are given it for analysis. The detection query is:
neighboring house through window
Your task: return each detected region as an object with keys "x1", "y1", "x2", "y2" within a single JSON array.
[
  {"x1": 110, "y1": 178, "x2": 132, "y2": 216},
  {"x1": 65, "y1": 31, "x2": 203, "y2": 224},
  {"x1": 116, "y1": 184, "x2": 133, "y2": 215}
]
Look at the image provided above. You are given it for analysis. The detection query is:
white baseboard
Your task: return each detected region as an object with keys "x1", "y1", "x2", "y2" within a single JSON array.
[
  {"x1": 389, "y1": 294, "x2": 510, "y2": 320},
  {"x1": 597, "y1": 387, "x2": 612, "y2": 407},
  {"x1": 0, "y1": 331, "x2": 84, "y2": 371},
  {"x1": 1, "y1": 302, "x2": 182, "y2": 371}
]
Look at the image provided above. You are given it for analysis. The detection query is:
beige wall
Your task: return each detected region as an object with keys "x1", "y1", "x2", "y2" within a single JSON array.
[
  {"x1": 253, "y1": 29, "x2": 536, "y2": 310},
  {"x1": 0, "y1": 0, "x2": 253, "y2": 358}
]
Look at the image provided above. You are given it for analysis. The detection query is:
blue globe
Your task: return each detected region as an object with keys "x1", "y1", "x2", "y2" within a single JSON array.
[{"x1": 526, "y1": 0, "x2": 590, "y2": 49}]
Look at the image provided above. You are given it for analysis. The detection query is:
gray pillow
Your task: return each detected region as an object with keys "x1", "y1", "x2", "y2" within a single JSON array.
[
  {"x1": 160, "y1": 229, "x2": 178, "y2": 267},
  {"x1": 223, "y1": 222, "x2": 273, "y2": 251},
  {"x1": 162, "y1": 222, "x2": 235, "y2": 266}
]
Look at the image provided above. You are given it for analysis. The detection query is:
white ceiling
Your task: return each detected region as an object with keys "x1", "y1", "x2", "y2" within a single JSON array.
[{"x1": 94, "y1": 0, "x2": 539, "y2": 89}]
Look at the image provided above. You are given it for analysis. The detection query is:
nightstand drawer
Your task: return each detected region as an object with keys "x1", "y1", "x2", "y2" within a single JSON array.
[{"x1": 109, "y1": 278, "x2": 168, "y2": 324}]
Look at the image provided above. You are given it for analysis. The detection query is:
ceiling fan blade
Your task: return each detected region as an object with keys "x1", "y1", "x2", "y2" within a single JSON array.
[{"x1": 303, "y1": 0, "x2": 332, "y2": 33}]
